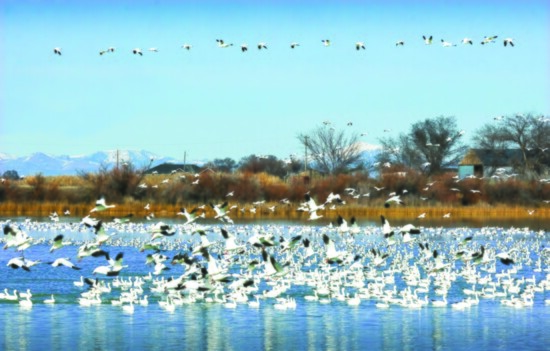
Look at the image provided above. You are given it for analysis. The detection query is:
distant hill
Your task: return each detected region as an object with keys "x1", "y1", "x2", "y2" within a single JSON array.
[
  {"x1": 0, "y1": 150, "x2": 184, "y2": 176},
  {"x1": 0, "y1": 145, "x2": 381, "y2": 177}
]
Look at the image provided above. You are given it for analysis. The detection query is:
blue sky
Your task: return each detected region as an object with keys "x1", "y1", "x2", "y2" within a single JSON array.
[{"x1": 1, "y1": 0, "x2": 549, "y2": 163}]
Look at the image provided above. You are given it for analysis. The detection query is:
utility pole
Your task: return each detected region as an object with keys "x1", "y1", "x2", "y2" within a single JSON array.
[
  {"x1": 183, "y1": 151, "x2": 187, "y2": 172},
  {"x1": 304, "y1": 136, "x2": 308, "y2": 173}
]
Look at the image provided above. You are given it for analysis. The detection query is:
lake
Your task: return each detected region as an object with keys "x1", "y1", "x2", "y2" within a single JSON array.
[{"x1": 1, "y1": 217, "x2": 549, "y2": 350}]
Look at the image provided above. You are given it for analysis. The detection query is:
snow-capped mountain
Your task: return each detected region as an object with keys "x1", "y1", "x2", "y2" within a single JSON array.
[{"x1": 0, "y1": 150, "x2": 183, "y2": 176}]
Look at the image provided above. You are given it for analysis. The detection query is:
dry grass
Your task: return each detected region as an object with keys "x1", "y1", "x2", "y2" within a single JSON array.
[{"x1": 0, "y1": 200, "x2": 547, "y2": 220}]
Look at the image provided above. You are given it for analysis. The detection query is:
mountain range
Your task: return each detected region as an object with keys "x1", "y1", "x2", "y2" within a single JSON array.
[
  {"x1": 0, "y1": 144, "x2": 381, "y2": 177},
  {"x1": 0, "y1": 150, "x2": 183, "y2": 177}
]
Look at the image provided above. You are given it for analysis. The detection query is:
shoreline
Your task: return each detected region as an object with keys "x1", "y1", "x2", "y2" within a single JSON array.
[{"x1": 0, "y1": 201, "x2": 548, "y2": 221}]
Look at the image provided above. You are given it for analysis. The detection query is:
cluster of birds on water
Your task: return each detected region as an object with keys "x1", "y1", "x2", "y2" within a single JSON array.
[
  {"x1": 50, "y1": 34, "x2": 514, "y2": 56},
  {"x1": 1, "y1": 190, "x2": 550, "y2": 313}
]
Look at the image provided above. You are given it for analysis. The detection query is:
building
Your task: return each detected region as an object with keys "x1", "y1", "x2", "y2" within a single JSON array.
[
  {"x1": 458, "y1": 149, "x2": 528, "y2": 179},
  {"x1": 146, "y1": 163, "x2": 201, "y2": 175}
]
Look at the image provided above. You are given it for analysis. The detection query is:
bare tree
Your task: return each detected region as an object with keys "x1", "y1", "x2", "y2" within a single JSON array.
[
  {"x1": 473, "y1": 113, "x2": 550, "y2": 176},
  {"x1": 297, "y1": 125, "x2": 363, "y2": 175},
  {"x1": 238, "y1": 155, "x2": 288, "y2": 178},
  {"x1": 377, "y1": 116, "x2": 466, "y2": 175}
]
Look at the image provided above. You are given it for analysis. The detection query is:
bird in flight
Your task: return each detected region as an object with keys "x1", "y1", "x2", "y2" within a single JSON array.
[{"x1": 216, "y1": 39, "x2": 233, "y2": 48}]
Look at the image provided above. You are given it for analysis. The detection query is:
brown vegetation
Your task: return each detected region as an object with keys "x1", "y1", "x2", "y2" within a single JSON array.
[{"x1": 1, "y1": 164, "x2": 550, "y2": 219}]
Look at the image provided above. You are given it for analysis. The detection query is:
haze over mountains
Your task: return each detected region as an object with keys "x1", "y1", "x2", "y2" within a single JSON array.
[
  {"x1": 0, "y1": 144, "x2": 381, "y2": 177},
  {"x1": 0, "y1": 150, "x2": 182, "y2": 176}
]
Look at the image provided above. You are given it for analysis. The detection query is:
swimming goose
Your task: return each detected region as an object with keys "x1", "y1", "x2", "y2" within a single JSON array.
[{"x1": 44, "y1": 295, "x2": 56, "y2": 304}]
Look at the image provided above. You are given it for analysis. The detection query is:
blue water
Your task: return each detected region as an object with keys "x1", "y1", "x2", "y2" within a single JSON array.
[{"x1": 1, "y1": 218, "x2": 550, "y2": 350}]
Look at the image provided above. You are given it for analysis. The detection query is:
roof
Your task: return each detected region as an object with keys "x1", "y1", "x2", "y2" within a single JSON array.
[
  {"x1": 459, "y1": 149, "x2": 525, "y2": 167},
  {"x1": 146, "y1": 163, "x2": 201, "y2": 174}
]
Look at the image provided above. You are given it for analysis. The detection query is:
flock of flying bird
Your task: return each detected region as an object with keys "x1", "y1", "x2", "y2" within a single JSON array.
[
  {"x1": 50, "y1": 34, "x2": 514, "y2": 56},
  {"x1": 1, "y1": 189, "x2": 550, "y2": 312}
]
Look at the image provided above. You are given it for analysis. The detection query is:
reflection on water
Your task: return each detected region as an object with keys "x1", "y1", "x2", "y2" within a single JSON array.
[
  {"x1": 1, "y1": 217, "x2": 550, "y2": 350},
  {"x1": 2, "y1": 302, "x2": 550, "y2": 350}
]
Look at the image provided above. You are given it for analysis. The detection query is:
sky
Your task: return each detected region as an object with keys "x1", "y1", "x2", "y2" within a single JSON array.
[{"x1": 1, "y1": 0, "x2": 549, "y2": 163}]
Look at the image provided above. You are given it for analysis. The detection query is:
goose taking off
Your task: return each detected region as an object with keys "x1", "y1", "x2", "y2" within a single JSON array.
[{"x1": 90, "y1": 197, "x2": 115, "y2": 212}]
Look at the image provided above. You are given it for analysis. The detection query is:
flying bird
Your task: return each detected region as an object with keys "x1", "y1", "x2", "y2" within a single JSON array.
[
  {"x1": 422, "y1": 35, "x2": 433, "y2": 45},
  {"x1": 53, "y1": 47, "x2": 62, "y2": 55},
  {"x1": 216, "y1": 39, "x2": 233, "y2": 48},
  {"x1": 355, "y1": 42, "x2": 365, "y2": 50},
  {"x1": 503, "y1": 38, "x2": 514, "y2": 47},
  {"x1": 132, "y1": 48, "x2": 143, "y2": 56},
  {"x1": 481, "y1": 35, "x2": 498, "y2": 45}
]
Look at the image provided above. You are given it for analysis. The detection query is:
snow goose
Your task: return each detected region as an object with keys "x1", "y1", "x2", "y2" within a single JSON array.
[
  {"x1": 481, "y1": 35, "x2": 498, "y2": 45},
  {"x1": 132, "y1": 48, "x2": 143, "y2": 55},
  {"x1": 90, "y1": 197, "x2": 115, "y2": 212},
  {"x1": 216, "y1": 39, "x2": 233, "y2": 48},
  {"x1": 503, "y1": 38, "x2": 514, "y2": 47},
  {"x1": 422, "y1": 35, "x2": 433, "y2": 45},
  {"x1": 53, "y1": 47, "x2": 62, "y2": 55}
]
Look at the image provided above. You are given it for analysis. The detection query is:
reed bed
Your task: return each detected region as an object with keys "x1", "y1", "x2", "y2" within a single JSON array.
[{"x1": 0, "y1": 200, "x2": 548, "y2": 221}]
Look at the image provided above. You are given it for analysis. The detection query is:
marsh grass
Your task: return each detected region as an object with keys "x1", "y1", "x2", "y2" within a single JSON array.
[{"x1": 1, "y1": 171, "x2": 550, "y2": 220}]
